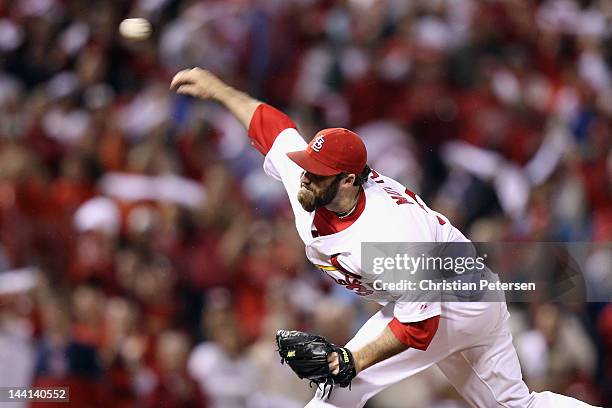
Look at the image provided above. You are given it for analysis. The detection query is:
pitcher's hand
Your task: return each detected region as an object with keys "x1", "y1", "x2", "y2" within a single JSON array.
[
  {"x1": 328, "y1": 352, "x2": 340, "y2": 375},
  {"x1": 170, "y1": 67, "x2": 226, "y2": 100}
]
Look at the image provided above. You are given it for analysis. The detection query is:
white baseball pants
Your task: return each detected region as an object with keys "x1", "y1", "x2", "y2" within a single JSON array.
[{"x1": 305, "y1": 302, "x2": 599, "y2": 408}]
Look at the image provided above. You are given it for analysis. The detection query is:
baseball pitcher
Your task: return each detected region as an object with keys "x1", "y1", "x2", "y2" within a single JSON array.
[{"x1": 170, "y1": 68, "x2": 599, "y2": 408}]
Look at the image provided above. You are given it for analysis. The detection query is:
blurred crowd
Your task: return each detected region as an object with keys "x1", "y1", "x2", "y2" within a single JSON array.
[{"x1": 0, "y1": 0, "x2": 610, "y2": 407}]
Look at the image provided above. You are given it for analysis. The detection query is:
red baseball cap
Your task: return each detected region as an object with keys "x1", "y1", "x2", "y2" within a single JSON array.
[{"x1": 286, "y1": 128, "x2": 367, "y2": 176}]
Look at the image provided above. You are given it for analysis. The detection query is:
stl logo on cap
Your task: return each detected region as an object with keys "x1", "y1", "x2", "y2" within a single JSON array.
[
  {"x1": 286, "y1": 127, "x2": 367, "y2": 176},
  {"x1": 312, "y1": 135, "x2": 325, "y2": 152}
]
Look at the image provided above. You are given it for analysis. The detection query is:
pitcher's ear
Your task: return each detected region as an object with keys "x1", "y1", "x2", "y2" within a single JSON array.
[{"x1": 344, "y1": 174, "x2": 356, "y2": 186}]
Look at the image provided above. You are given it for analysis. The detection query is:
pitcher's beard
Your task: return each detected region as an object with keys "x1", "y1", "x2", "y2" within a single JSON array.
[
  {"x1": 297, "y1": 187, "x2": 317, "y2": 212},
  {"x1": 297, "y1": 177, "x2": 342, "y2": 212}
]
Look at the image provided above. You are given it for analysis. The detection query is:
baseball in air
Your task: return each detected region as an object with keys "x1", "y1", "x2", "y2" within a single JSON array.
[{"x1": 119, "y1": 18, "x2": 151, "y2": 40}]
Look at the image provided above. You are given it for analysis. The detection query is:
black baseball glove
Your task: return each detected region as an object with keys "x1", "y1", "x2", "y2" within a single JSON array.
[{"x1": 276, "y1": 329, "x2": 357, "y2": 397}]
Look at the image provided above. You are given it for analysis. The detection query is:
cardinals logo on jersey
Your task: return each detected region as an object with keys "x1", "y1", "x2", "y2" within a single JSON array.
[{"x1": 313, "y1": 254, "x2": 373, "y2": 296}]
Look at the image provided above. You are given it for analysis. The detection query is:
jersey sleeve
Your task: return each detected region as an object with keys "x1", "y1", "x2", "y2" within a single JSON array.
[
  {"x1": 248, "y1": 104, "x2": 297, "y2": 155},
  {"x1": 255, "y1": 106, "x2": 309, "y2": 226},
  {"x1": 388, "y1": 315, "x2": 440, "y2": 350},
  {"x1": 262, "y1": 128, "x2": 307, "y2": 214}
]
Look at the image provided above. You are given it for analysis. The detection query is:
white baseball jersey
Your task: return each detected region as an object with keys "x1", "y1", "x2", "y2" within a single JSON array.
[
  {"x1": 263, "y1": 127, "x2": 468, "y2": 323},
  {"x1": 259, "y1": 123, "x2": 598, "y2": 408}
]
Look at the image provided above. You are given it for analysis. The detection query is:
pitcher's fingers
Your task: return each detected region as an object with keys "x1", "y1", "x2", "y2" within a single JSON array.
[
  {"x1": 327, "y1": 352, "x2": 338, "y2": 363},
  {"x1": 170, "y1": 69, "x2": 193, "y2": 89},
  {"x1": 176, "y1": 84, "x2": 199, "y2": 96}
]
